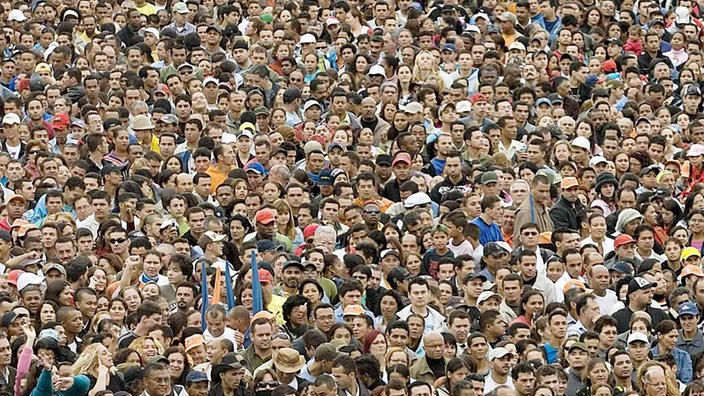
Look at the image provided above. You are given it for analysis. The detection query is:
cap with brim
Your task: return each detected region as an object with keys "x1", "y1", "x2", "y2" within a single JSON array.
[
  {"x1": 680, "y1": 301, "x2": 700, "y2": 317},
  {"x1": 273, "y1": 348, "x2": 305, "y2": 373},
  {"x1": 343, "y1": 304, "x2": 365, "y2": 316},
  {"x1": 627, "y1": 276, "x2": 656, "y2": 295},
  {"x1": 610, "y1": 261, "x2": 633, "y2": 275},
  {"x1": 480, "y1": 171, "x2": 499, "y2": 185},
  {"x1": 186, "y1": 371, "x2": 209, "y2": 383},
  {"x1": 681, "y1": 265, "x2": 704, "y2": 278},
  {"x1": 488, "y1": 347, "x2": 514, "y2": 361},
  {"x1": 614, "y1": 234, "x2": 636, "y2": 249},
  {"x1": 567, "y1": 342, "x2": 588, "y2": 353},
  {"x1": 283, "y1": 261, "x2": 305, "y2": 271},
  {"x1": 1, "y1": 311, "x2": 19, "y2": 326},
  {"x1": 404, "y1": 192, "x2": 431, "y2": 208},
  {"x1": 303, "y1": 100, "x2": 322, "y2": 112},
  {"x1": 484, "y1": 242, "x2": 509, "y2": 257},
  {"x1": 212, "y1": 353, "x2": 243, "y2": 382},
  {"x1": 627, "y1": 332, "x2": 649, "y2": 344},
  {"x1": 376, "y1": 154, "x2": 393, "y2": 166},
  {"x1": 42, "y1": 263, "x2": 66, "y2": 276},
  {"x1": 477, "y1": 291, "x2": 502, "y2": 305},
  {"x1": 465, "y1": 273, "x2": 488, "y2": 283},
  {"x1": 149, "y1": 355, "x2": 170, "y2": 364},
  {"x1": 683, "y1": 247, "x2": 702, "y2": 260}
]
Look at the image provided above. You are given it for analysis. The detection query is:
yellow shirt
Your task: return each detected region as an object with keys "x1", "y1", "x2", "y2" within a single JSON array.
[{"x1": 136, "y1": 2, "x2": 157, "y2": 15}]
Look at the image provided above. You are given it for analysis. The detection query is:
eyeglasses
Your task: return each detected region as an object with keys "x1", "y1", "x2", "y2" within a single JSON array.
[
  {"x1": 110, "y1": 238, "x2": 127, "y2": 244},
  {"x1": 271, "y1": 333, "x2": 291, "y2": 341},
  {"x1": 256, "y1": 381, "x2": 279, "y2": 389},
  {"x1": 522, "y1": 231, "x2": 538, "y2": 236},
  {"x1": 179, "y1": 69, "x2": 193, "y2": 75},
  {"x1": 290, "y1": 77, "x2": 302, "y2": 82},
  {"x1": 364, "y1": 210, "x2": 380, "y2": 215}
]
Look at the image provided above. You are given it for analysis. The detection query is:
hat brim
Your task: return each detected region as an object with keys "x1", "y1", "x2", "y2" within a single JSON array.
[{"x1": 275, "y1": 357, "x2": 305, "y2": 373}]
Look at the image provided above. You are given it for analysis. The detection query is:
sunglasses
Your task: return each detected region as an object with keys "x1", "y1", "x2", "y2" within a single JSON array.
[
  {"x1": 110, "y1": 238, "x2": 127, "y2": 244},
  {"x1": 257, "y1": 382, "x2": 279, "y2": 389}
]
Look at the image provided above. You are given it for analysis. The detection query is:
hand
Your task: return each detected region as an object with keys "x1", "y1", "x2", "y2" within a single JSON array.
[
  {"x1": 53, "y1": 377, "x2": 74, "y2": 391},
  {"x1": 233, "y1": 330, "x2": 244, "y2": 347},
  {"x1": 38, "y1": 354, "x2": 52, "y2": 371},
  {"x1": 97, "y1": 363, "x2": 109, "y2": 377},
  {"x1": 22, "y1": 322, "x2": 35, "y2": 339}
]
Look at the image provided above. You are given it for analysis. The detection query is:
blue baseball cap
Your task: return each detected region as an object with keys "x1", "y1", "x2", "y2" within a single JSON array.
[
  {"x1": 442, "y1": 43, "x2": 457, "y2": 53},
  {"x1": 680, "y1": 302, "x2": 700, "y2": 317},
  {"x1": 245, "y1": 162, "x2": 266, "y2": 175},
  {"x1": 186, "y1": 371, "x2": 209, "y2": 383}
]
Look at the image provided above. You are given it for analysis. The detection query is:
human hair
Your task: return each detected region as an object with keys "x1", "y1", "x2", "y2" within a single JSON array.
[{"x1": 71, "y1": 343, "x2": 109, "y2": 377}]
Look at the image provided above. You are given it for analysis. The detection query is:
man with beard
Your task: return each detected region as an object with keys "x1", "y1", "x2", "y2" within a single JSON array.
[
  {"x1": 359, "y1": 97, "x2": 390, "y2": 145},
  {"x1": 430, "y1": 152, "x2": 472, "y2": 204},
  {"x1": 483, "y1": 348, "x2": 515, "y2": 393},
  {"x1": 174, "y1": 282, "x2": 197, "y2": 315},
  {"x1": 275, "y1": 261, "x2": 304, "y2": 298}
]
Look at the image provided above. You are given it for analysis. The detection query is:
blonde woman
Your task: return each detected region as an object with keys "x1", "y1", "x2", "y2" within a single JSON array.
[
  {"x1": 412, "y1": 51, "x2": 446, "y2": 92},
  {"x1": 72, "y1": 342, "x2": 124, "y2": 395},
  {"x1": 272, "y1": 199, "x2": 304, "y2": 250},
  {"x1": 383, "y1": 347, "x2": 410, "y2": 381},
  {"x1": 129, "y1": 335, "x2": 165, "y2": 362}
]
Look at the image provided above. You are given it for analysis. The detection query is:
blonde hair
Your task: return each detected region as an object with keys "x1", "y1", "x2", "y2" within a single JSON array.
[
  {"x1": 129, "y1": 336, "x2": 165, "y2": 361},
  {"x1": 72, "y1": 343, "x2": 107, "y2": 377},
  {"x1": 384, "y1": 347, "x2": 410, "y2": 368},
  {"x1": 412, "y1": 51, "x2": 445, "y2": 91}
]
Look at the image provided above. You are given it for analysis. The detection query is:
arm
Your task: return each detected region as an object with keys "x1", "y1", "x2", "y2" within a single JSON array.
[
  {"x1": 117, "y1": 256, "x2": 140, "y2": 293},
  {"x1": 30, "y1": 370, "x2": 53, "y2": 396},
  {"x1": 680, "y1": 349, "x2": 693, "y2": 384},
  {"x1": 16, "y1": 324, "x2": 36, "y2": 396},
  {"x1": 87, "y1": 366, "x2": 110, "y2": 396}
]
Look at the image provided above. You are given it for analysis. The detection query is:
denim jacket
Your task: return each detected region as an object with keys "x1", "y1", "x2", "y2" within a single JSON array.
[{"x1": 651, "y1": 345, "x2": 693, "y2": 383}]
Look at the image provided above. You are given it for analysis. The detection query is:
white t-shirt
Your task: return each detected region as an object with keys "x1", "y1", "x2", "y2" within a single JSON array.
[
  {"x1": 483, "y1": 372, "x2": 514, "y2": 395},
  {"x1": 6, "y1": 143, "x2": 20, "y2": 160}
]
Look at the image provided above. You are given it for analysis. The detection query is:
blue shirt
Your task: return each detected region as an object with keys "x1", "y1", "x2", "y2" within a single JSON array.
[
  {"x1": 470, "y1": 216, "x2": 504, "y2": 245},
  {"x1": 651, "y1": 345, "x2": 692, "y2": 383}
]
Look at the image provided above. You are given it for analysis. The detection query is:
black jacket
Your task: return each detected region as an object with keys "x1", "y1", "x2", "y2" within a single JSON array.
[{"x1": 549, "y1": 196, "x2": 586, "y2": 230}]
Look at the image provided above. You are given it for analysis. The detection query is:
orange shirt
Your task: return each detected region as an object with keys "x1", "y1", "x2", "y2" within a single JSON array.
[{"x1": 206, "y1": 164, "x2": 233, "y2": 194}]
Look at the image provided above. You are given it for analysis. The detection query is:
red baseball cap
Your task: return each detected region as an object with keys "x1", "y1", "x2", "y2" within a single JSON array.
[
  {"x1": 392, "y1": 152, "x2": 412, "y2": 167},
  {"x1": 53, "y1": 113, "x2": 70, "y2": 130},
  {"x1": 258, "y1": 269, "x2": 273, "y2": 283},
  {"x1": 255, "y1": 208, "x2": 276, "y2": 224},
  {"x1": 7, "y1": 269, "x2": 23, "y2": 286},
  {"x1": 470, "y1": 93, "x2": 488, "y2": 104},
  {"x1": 614, "y1": 234, "x2": 636, "y2": 249},
  {"x1": 303, "y1": 224, "x2": 320, "y2": 240}
]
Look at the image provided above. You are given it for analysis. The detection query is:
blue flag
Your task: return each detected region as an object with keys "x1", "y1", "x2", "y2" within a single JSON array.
[
  {"x1": 200, "y1": 260, "x2": 208, "y2": 332},
  {"x1": 225, "y1": 260, "x2": 235, "y2": 311},
  {"x1": 251, "y1": 249, "x2": 264, "y2": 313}
]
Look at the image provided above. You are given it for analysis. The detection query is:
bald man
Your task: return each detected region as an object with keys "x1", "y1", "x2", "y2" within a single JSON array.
[
  {"x1": 588, "y1": 264, "x2": 618, "y2": 315},
  {"x1": 410, "y1": 332, "x2": 445, "y2": 384}
]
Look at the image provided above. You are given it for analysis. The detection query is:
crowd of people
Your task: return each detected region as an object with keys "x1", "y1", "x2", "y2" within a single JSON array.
[{"x1": 0, "y1": 0, "x2": 703, "y2": 395}]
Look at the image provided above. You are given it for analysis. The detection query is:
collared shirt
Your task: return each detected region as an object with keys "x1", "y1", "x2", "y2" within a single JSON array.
[
  {"x1": 651, "y1": 345, "x2": 693, "y2": 383},
  {"x1": 238, "y1": 344, "x2": 271, "y2": 374},
  {"x1": 677, "y1": 329, "x2": 704, "y2": 362}
]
